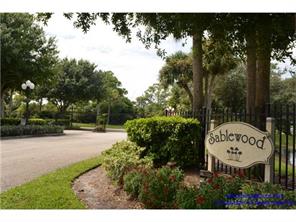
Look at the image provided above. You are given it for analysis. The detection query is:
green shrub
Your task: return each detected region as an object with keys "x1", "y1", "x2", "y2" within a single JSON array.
[
  {"x1": 45, "y1": 119, "x2": 70, "y2": 127},
  {"x1": 1, "y1": 125, "x2": 64, "y2": 137},
  {"x1": 51, "y1": 119, "x2": 70, "y2": 127},
  {"x1": 138, "y1": 166, "x2": 184, "y2": 209},
  {"x1": 124, "y1": 116, "x2": 200, "y2": 167},
  {"x1": 101, "y1": 141, "x2": 153, "y2": 185},
  {"x1": 226, "y1": 182, "x2": 296, "y2": 209},
  {"x1": 1, "y1": 118, "x2": 21, "y2": 125},
  {"x1": 28, "y1": 118, "x2": 47, "y2": 125},
  {"x1": 176, "y1": 186, "x2": 200, "y2": 209},
  {"x1": 1, "y1": 118, "x2": 49, "y2": 126},
  {"x1": 123, "y1": 170, "x2": 144, "y2": 198}
]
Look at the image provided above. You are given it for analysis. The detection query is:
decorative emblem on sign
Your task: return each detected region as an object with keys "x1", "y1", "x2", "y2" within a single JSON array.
[
  {"x1": 205, "y1": 122, "x2": 274, "y2": 168},
  {"x1": 226, "y1": 147, "x2": 242, "y2": 162}
]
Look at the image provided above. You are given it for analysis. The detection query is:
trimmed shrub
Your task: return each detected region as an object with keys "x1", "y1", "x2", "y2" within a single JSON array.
[
  {"x1": 51, "y1": 119, "x2": 70, "y2": 127},
  {"x1": 1, "y1": 125, "x2": 64, "y2": 137},
  {"x1": 1, "y1": 118, "x2": 48, "y2": 126},
  {"x1": 101, "y1": 141, "x2": 153, "y2": 185},
  {"x1": 28, "y1": 118, "x2": 47, "y2": 125},
  {"x1": 138, "y1": 166, "x2": 184, "y2": 209},
  {"x1": 0, "y1": 118, "x2": 20, "y2": 126},
  {"x1": 124, "y1": 116, "x2": 200, "y2": 167}
]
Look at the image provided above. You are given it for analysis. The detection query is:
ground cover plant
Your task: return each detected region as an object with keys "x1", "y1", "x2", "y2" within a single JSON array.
[{"x1": 101, "y1": 140, "x2": 153, "y2": 185}]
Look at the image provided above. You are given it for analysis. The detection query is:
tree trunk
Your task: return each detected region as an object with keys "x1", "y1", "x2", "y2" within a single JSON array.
[
  {"x1": 107, "y1": 101, "x2": 111, "y2": 126},
  {"x1": 7, "y1": 90, "x2": 14, "y2": 116},
  {"x1": 96, "y1": 99, "x2": 100, "y2": 126},
  {"x1": 39, "y1": 98, "x2": 43, "y2": 112},
  {"x1": 192, "y1": 32, "x2": 204, "y2": 116},
  {"x1": 204, "y1": 70, "x2": 209, "y2": 108},
  {"x1": 206, "y1": 75, "x2": 216, "y2": 112},
  {"x1": 0, "y1": 86, "x2": 7, "y2": 118},
  {"x1": 0, "y1": 94, "x2": 4, "y2": 118},
  {"x1": 256, "y1": 15, "x2": 272, "y2": 130},
  {"x1": 179, "y1": 82, "x2": 193, "y2": 109},
  {"x1": 246, "y1": 31, "x2": 257, "y2": 118}
]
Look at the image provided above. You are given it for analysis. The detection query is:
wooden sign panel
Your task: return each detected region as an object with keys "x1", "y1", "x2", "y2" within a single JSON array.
[{"x1": 205, "y1": 122, "x2": 274, "y2": 168}]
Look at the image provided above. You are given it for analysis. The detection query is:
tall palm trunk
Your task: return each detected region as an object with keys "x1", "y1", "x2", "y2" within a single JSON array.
[
  {"x1": 192, "y1": 32, "x2": 204, "y2": 116},
  {"x1": 204, "y1": 70, "x2": 208, "y2": 108},
  {"x1": 192, "y1": 31, "x2": 205, "y2": 167},
  {"x1": 255, "y1": 15, "x2": 271, "y2": 130},
  {"x1": 246, "y1": 31, "x2": 257, "y2": 118}
]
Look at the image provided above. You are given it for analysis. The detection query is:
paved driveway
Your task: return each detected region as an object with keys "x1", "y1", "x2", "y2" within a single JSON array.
[{"x1": 0, "y1": 130, "x2": 127, "y2": 192}]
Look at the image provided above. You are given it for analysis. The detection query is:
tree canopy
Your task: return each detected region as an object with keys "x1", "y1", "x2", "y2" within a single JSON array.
[{"x1": 1, "y1": 13, "x2": 58, "y2": 96}]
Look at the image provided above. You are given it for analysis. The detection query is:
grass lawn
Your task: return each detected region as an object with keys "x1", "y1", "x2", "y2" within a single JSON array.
[
  {"x1": 274, "y1": 156, "x2": 295, "y2": 177},
  {"x1": 274, "y1": 132, "x2": 295, "y2": 151},
  {"x1": 106, "y1": 124, "x2": 124, "y2": 129},
  {"x1": 72, "y1": 122, "x2": 124, "y2": 129},
  {"x1": 0, "y1": 156, "x2": 102, "y2": 209},
  {"x1": 72, "y1": 122, "x2": 96, "y2": 128}
]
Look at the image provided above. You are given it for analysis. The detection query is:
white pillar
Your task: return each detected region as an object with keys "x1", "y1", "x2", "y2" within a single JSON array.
[
  {"x1": 265, "y1": 117, "x2": 275, "y2": 183},
  {"x1": 207, "y1": 120, "x2": 217, "y2": 172}
]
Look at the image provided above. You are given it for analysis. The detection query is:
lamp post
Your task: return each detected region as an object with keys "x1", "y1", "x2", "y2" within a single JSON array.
[
  {"x1": 165, "y1": 106, "x2": 175, "y2": 116},
  {"x1": 21, "y1": 80, "x2": 35, "y2": 125}
]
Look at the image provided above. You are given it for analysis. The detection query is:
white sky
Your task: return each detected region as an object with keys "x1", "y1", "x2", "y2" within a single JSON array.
[
  {"x1": 43, "y1": 14, "x2": 295, "y2": 102},
  {"x1": 43, "y1": 14, "x2": 191, "y2": 101}
]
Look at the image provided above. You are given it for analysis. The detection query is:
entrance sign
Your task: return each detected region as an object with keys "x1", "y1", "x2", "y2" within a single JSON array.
[{"x1": 205, "y1": 122, "x2": 274, "y2": 169}]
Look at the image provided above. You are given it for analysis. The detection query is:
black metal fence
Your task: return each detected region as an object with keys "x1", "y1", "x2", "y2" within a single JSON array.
[{"x1": 173, "y1": 103, "x2": 296, "y2": 190}]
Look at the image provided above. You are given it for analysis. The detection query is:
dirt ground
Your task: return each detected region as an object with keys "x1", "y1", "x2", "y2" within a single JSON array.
[{"x1": 72, "y1": 166, "x2": 200, "y2": 209}]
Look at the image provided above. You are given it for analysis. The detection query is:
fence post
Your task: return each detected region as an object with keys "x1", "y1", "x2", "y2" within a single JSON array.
[
  {"x1": 265, "y1": 117, "x2": 275, "y2": 183},
  {"x1": 207, "y1": 119, "x2": 217, "y2": 172}
]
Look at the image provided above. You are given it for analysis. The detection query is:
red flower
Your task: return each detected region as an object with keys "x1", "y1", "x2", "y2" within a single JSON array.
[
  {"x1": 237, "y1": 170, "x2": 245, "y2": 178},
  {"x1": 213, "y1": 184, "x2": 220, "y2": 190},
  {"x1": 169, "y1": 175, "x2": 176, "y2": 181},
  {"x1": 163, "y1": 186, "x2": 169, "y2": 195},
  {"x1": 196, "y1": 195, "x2": 205, "y2": 205},
  {"x1": 213, "y1": 172, "x2": 219, "y2": 178},
  {"x1": 208, "y1": 178, "x2": 213, "y2": 184}
]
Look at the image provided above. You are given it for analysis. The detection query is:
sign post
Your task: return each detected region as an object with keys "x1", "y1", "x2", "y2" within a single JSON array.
[
  {"x1": 207, "y1": 120, "x2": 217, "y2": 172},
  {"x1": 265, "y1": 117, "x2": 275, "y2": 183},
  {"x1": 205, "y1": 119, "x2": 275, "y2": 183}
]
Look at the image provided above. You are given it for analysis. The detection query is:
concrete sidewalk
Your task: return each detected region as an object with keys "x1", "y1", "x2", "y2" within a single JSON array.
[{"x1": 0, "y1": 130, "x2": 126, "y2": 192}]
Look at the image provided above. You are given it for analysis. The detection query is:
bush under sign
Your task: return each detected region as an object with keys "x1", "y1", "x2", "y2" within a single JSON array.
[{"x1": 205, "y1": 122, "x2": 274, "y2": 168}]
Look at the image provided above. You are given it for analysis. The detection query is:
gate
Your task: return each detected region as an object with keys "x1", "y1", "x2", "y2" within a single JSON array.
[{"x1": 175, "y1": 103, "x2": 296, "y2": 190}]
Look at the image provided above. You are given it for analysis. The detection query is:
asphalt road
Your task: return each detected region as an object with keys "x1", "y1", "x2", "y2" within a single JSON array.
[{"x1": 0, "y1": 130, "x2": 127, "y2": 192}]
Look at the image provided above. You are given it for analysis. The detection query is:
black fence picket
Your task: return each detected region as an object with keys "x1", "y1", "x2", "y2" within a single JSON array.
[{"x1": 175, "y1": 103, "x2": 296, "y2": 190}]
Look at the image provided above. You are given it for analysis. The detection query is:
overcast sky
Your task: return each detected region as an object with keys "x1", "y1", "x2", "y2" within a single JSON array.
[
  {"x1": 43, "y1": 14, "x2": 192, "y2": 101},
  {"x1": 43, "y1": 14, "x2": 295, "y2": 102}
]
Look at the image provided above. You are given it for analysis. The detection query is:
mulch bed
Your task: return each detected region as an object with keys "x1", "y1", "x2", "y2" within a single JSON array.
[{"x1": 72, "y1": 166, "x2": 200, "y2": 209}]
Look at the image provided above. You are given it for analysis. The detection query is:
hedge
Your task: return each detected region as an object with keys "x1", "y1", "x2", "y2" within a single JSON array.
[
  {"x1": 0, "y1": 118, "x2": 20, "y2": 125},
  {"x1": 49, "y1": 119, "x2": 70, "y2": 127},
  {"x1": 27, "y1": 118, "x2": 48, "y2": 125},
  {"x1": 1, "y1": 118, "x2": 70, "y2": 127},
  {"x1": 1, "y1": 125, "x2": 64, "y2": 137},
  {"x1": 124, "y1": 116, "x2": 200, "y2": 167}
]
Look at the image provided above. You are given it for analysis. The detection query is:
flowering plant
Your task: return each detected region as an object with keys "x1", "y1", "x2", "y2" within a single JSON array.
[
  {"x1": 138, "y1": 166, "x2": 184, "y2": 209},
  {"x1": 176, "y1": 173, "x2": 244, "y2": 209}
]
